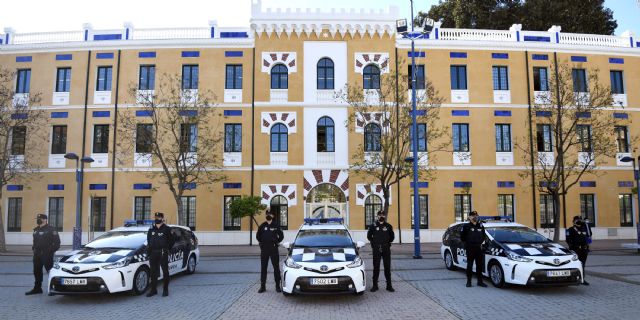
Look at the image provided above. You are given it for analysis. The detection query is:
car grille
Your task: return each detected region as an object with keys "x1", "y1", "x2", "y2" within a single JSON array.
[
  {"x1": 303, "y1": 266, "x2": 345, "y2": 274},
  {"x1": 294, "y1": 276, "x2": 355, "y2": 293},
  {"x1": 62, "y1": 267, "x2": 100, "y2": 274},
  {"x1": 534, "y1": 259, "x2": 571, "y2": 267},
  {"x1": 527, "y1": 269, "x2": 581, "y2": 285},
  {"x1": 50, "y1": 277, "x2": 108, "y2": 293}
]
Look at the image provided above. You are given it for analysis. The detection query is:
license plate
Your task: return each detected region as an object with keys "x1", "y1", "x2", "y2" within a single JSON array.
[
  {"x1": 310, "y1": 278, "x2": 338, "y2": 285},
  {"x1": 62, "y1": 278, "x2": 87, "y2": 285},
  {"x1": 546, "y1": 270, "x2": 571, "y2": 277}
]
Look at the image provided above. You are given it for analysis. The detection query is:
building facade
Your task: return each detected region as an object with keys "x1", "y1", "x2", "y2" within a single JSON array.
[{"x1": 2, "y1": 1, "x2": 640, "y2": 245}]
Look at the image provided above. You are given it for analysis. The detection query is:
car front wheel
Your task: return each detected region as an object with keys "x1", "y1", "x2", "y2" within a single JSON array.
[
  {"x1": 185, "y1": 254, "x2": 197, "y2": 275},
  {"x1": 489, "y1": 262, "x2": 505, "y2": 288},
  {"x1": 444, "y1": 250, "x2": 456, "y2": 271},
  {"x1": 132, "y1": 266, "x2": 150, "y2": 295}
]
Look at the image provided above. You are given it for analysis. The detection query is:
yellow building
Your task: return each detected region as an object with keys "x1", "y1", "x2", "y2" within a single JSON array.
[{"x1": 1, "y1": 1, "x2": 639, "y2": 245}]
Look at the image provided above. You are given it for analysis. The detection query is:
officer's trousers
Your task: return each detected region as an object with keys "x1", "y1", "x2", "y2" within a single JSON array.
[
  {"x1": 571, "y1": 246, "x2": 589, "y2": 279},
  {"x1": 465, "y1": 245, "x2": 485, "y2": 283},
  {"x1": 260, "y1": 245, "x2": 281, "y2": 285},
  {"x1": 149, "y1": 250, "x2": 170, "y2": 292},
  {"x1": 33, "y1": 252, "x2": 53, "y2": 288},
  {"x1": 372, "y1": 244, "x2": 391, "y2": 286}
]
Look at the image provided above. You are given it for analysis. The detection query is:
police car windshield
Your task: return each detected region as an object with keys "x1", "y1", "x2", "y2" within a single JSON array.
[
  {"x1": 85, "y1": 231, "x2": 147, "y2": 249},
  {"x1": 294, "y1": 230, "x2": 353, "y2": 248},
  {"x1": 486, "y1": 227, "x2": 550, "y2": 244}
]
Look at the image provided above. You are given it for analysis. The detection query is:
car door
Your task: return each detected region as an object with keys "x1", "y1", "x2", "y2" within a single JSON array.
[
  {"x1": 168, "y1": 227, "x2": 186, "y2": 275},
  {"x1": 452, "y1": 225, "x2": 467, "y2": 268}
]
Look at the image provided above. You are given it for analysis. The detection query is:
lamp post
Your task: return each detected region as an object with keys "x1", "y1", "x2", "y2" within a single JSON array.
[
  {"x1": 65, "y1": 152, "x2": 94, "y2": 250},
  {"x1": 620, "y1": 156, "x2": 640, "y2": 252}
]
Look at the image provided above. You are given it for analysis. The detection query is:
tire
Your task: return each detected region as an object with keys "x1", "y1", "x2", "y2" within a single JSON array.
[
  {"x1": 283, "y1": 291, "x2": 292, "y2": 297},
  {"x1": 444, "y1": 250, "x2": 456, "y2": 271},
  {"x1": 354, "y1": 290, "x2": 365, "y2": 296},
  {"x1": 185, "y1": 254, "x2": 197, "y2": 275},
  {"x1": 489, "y1": 262, "x2": 505, "y2": 288},
  {"x1": 132, "y1": 266, "x2": 150, "y2": 295}
]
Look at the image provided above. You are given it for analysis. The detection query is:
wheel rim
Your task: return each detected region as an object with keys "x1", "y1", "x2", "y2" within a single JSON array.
[
  {"x1": 136, "y1": 270, "x2": 148, "y2": 292},
  {"x1": 445, "y1": 252, "x2": 453, "y2": 268},
  {"x1": 188, "y1": 256, "x2": 196, "y2": 272},
  {"x1": 490, "y1": 265, "x2": 502, "y2": 284}
]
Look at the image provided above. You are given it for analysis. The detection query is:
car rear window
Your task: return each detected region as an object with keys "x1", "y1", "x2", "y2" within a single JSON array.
[
  {"x1": 85, "y1": 231, "x2": 147, "y2": 249},
  {"x1": 294, "y1": 229, "x2": 353, "y2": 248},
  {"x1": 486, "y1": 226, "x2": 550, "y2": 244}
]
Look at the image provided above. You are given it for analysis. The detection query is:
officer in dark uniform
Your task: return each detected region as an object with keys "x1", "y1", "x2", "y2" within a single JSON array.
[
  {"x1": 256, "y1": 210, "x2": 284, "y2": 293},
  {"x1": 460, "y1": 211, "x2": 487, "y2": 288},
  {"x1": 146, "y1": 212, "x2": 174, "y2": 297},
  {"x1": 367, "y1": 211, "x2": 395, "y2": 292},
  {"x1": 26, "y1": 214, "x2": 61, "y2": 295},
  {"x1": 566, "y1": 215, "x2": 590, "y2": 285}
]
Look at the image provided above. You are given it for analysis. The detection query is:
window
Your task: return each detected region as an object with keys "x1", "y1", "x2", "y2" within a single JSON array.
[
  {"x1": 450, "y1": 65, "x2": 467, "y2": 90},
  {"x1": 134, "y1": 196, "x2": 151, "y2": 220},
  {"x1": 16, "y1": 69, "x2": 31, "y2": 93},
  {"x1": 580, "y1": 194, "x2": 596, "y2": 226},
  {"x1": 96, "y1": 66, "x2": 112, "y2": 91},
  {"x1": 90, "y1": 197, "x2": 107, "y2": 232},
  {"x1": 92, "y1": 124, "x2": 109, "y2": 154},
  {"x1": 364, "y1": 123, "x2": 381, "y2": 152},
  {"x1": 271, "y1": 64, "x2": 288, "y2": 89},
  {"x1": 452, "y1": 123, "x2": 469, "y2": 152},
  {"x1": 270, "y1": 195, "x2": 288, "y2": 230},
  {"x1": 182, "y1": 65, "x2": 199, "y2": 90},
  {"x1": 135, "y1": 124, "x2": 153, "y2": 153},
  {"x1": 533, "y1": 67, "x2": 548, "y2": 91},
  {"x1": 540, "y1": 194, "x2": 555, "y2": 228},
  {"x1": 408, "y1": 65, "x2": 425, "y2": 90},
  {"x1": 610, "y1": 70, "x2": 624, "y2": 94},
  {"x1": 536, "y1": 124, "x2": 552, "y2": 152},
  {"x1": 454, "y1": 194, "x2": 472, "y2": 222},
  {"x1": 615, "y1": 126, "x2": 629, "y2": 153},
  {"x1": 225, "y1": 65, "x2": 242, "y2": 89},
  {"x1": 7, "y1": 198, "x2": 22, "y2": 232},
  {"x1": 317, "y1": 116, "x2": 335, "y2": 152},
  {"x1": 619, "y1": 194, "x2": 633, "y2": 227},
  {"x1": 138, "y1": 65, "x2": 155, "y2": 90},
  {"x1": 572, "y1": 69, "x2": 588, "y2": 92},
  {"x1": 56, "y1": 68, "x2": 71, "y2": 92},
  {"x1": 363, "y1": 65, "x2": 381, "y2": 90},
  {"x1": 365, "y1": 195, "x2": 383, "y2": 227},
  {"x1": 495, "y1": 124, "x2": 512, "y2": 152},
  {"x1": 180, "y1": 196, "x2": 196, "y2": 230},
  {"x1": 411, "y1": 123, "x2": 427, "y2": 152},
  {"x1": 410, "y1": 195, "x2": 429, "y2": 229},
  {"x1": 224, "y1": 124, "x2": 242, "y2": 152},
  {"x1": 223, "y1": 196, "x2": 241, "y2": 231},
  {"x1": 492, "y1": 66, "x2": 509, "y2": 90},
  {"x1": 11, "y1": 126, "x2": 26, "y2": 156},
  {"x1": 577, "y1": 125, "x2": 592, "y2": 152},
  {"x1": 270, "y1": 123, "x2": 288, "y2": 152},
  {"x1": 317, "y1": 58, "x2": 334, "y2": 90},
  {"x1": 51, "y1": 125, "x2": 67, "y2": 155},
  {"x1": 497, "y1": 194, "x2": 514, "y2": 220},
  {"x1": 180, "y1": 124, "x2": 198, "y2": 153},
  {"x1": 48, "y1": 197, "x2": 64, "y2": 232}
]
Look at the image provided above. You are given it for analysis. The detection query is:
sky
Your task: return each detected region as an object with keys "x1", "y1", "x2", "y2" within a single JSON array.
[{"x1": 0, "y1": 0, "x2": 638, "y2": 35}]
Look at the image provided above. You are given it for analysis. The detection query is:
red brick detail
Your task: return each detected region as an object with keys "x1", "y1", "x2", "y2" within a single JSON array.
[
  {"x1": 363, "y1": 113, "x2": 371, "y2": 121},
  {"x1": 262, "y1": 191, "x2": 269, "y2": 200},
  {"x1": 374, "y1": 113, "x2": 382, "y2": 121},
  {"x1": 380, "y1": 60, "x2": 388, "y2": 69},
  {"x1": 356, "y1": 60, "x2": 363, "y2": 68},
  {"x1": 281, "y1": 53, "x2": 289, "y2": 61},
  {"x1": 269, "y1": 113, "x2": 277, "y2": 121},
  {"x1": 364, "y1": 185, "x2": 371, "y2": 193},
  {"x1": 281, "y1": 113, "x2": 289, "y2": 121},
  {"x1": 363, "y1": 55, "x2": 370, "y2": 62},
  {"x1": 270, "y1": 53, "x2": 278, "y2": 61},
  {"x1": 269, "y1": 185, "x2": 277, "y2": 194},
  {"x1": 303, "y1": 178, "x2": 312, "y2": 191},
  {"x1": 357, "y1": 191, "x2": 365, "y2": 199},
  {"x1": 288, "y1": 191, "x2": 295, "y2": 200},
  {"x1": 374, "y1": 54, "x2": 381, "y2": 62},
  {"x1": 281, "y1": 185, "x2": 289, "y2": 193},
  {"x1": 313, "y1": 170, "x2": 323, "y2": 184},
  {"x1": 288, "y1": 59, "x2": 296, "y2": 68},
  {"x1": 262, "y1": 119, "x2": 270, "y2": 127},
  {"x1": 288, "y1": 119, "x2": 296, "y2": 127},
  {"x1": 329, "y1": 170, "x2": 340, "y2": 183},
  {"x1": 340, "y1": 179, "x2": 349, "y2": 191},
  {"x1": 375, "y1": 185, "x2": 382, "y2": 193},
  {"x1": 356, "y1": 119, "x2": 364, "y2": 128},
  {"x1": 263, "y1": 59, "x2": 270, "y2": 67}
]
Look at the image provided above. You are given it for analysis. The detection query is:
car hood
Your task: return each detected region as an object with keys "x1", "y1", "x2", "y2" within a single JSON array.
[
  {"x1": 502, "y1": 242, "x2": 572, "y2": 257},
  {"x1": 58, "y1": 248, "x2": 134, "y2": 264},
  {"x1": 290, "y1": 247, "x2": 357, "y2": 263}
]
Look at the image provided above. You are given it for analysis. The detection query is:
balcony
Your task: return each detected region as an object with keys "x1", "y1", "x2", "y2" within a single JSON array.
[
  {"x1": 136, "y1": 90, "x2": 154, "y2": 104},
  {"x1": 534, "y1": 91, "x2": 551, "y2": 105},
  {"x1": 317, "y1": 152, "x2": 336, "y2": 167},
  {"x1": 316, "y1": 90, "x2": 336, "y2": 104},
  {"x1": 52, "y1": 92, "x2": 70, "y2": 106},
  {"x1": 537, "y1": 152, "x2": 555, "y2": 166},
  {"x1": 578, "y1": 152, "x2": 594, "y2": 166},
  {"x1": 48, "y1": 154, "x2": 66, "y2": 168},
  {"x1": 224, "y1": 89, "x2": 242, "y2": 103},
  {"x1": 270, "y1": 152, "x2": 288, "y2": 166},
  {"x1": 90, "y1": 153, "x2": 109, "y2": 168},
  {"x1": 612, "y1": 94, "x2": 628, "y2": 107},
  {"x1": 453, "y1": 152, "x2": 471, "y2": 166},
  {"x1": 450, "y1": 90, "x2": 469, "y2": 103},
  {"x1": 9, "y1": 155, "x2": 24, "y2": 169},
  {"x1": 616, "y1": 153, "x2": 633, "y2": 166},
  {"x1": 493, "y1": 90, "x2": 511, "y2": 104},
  {"x1": 181, "y1": 89, "x2": 198, "y2": 105},
  {"x1": 496, "y1": 152, "x2": 514, "y2": 166},
  {"x1": 12, "y1": 93, "x2": 29, "y2": 107},
  {"x1": 363, "y1": 90, "x2": 380, "y2": 105},
  {"x1": 134, "y1": 153, "x2": 152, "y2": 167},
  {"x1": 224, "y1": 152, "x2": 242, "y2": 167},
  {"x1": 270, "y1": 89, "x2": 288, "y2": 103},
  {"x1": 93, "y1": 91, "x2": 111, "y2": 105}
]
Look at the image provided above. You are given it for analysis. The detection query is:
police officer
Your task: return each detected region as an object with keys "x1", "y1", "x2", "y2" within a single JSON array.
[
  {"x1": 256, "y1": 210, "x2": 284, "y2": 293},
  {"x1": 26, "y1": 214, "x2": 60, "y2": 295},
  {"x1": 460, "y1": 211, "x2": 487, "y2": 288},
  {"x1": 566, "y1": 215, "x2": 590, "y2": 285},
  {"x1": 147, "y1": 212, "x2": 174, "y2": 297},
  {"x1": 367, "y1": 211, "x2": 395, "y2": 292}
]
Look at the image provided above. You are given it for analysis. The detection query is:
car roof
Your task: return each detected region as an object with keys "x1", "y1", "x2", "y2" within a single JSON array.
[
  {"x1": 447, "y1": 221, "x2": 528, "y2": 229},
  {"x1": 299, "y1": 224, "x2": 348, "y2": 231},
  {"x1": 111, "y1": 224, "x2": 191, "y2": 233}
]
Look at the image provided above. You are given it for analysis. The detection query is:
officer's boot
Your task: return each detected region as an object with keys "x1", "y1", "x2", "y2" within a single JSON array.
[
  {"x1": 466, "y1": 279, "x2": 472, "y2": 287},
  {"x1": 146, "y1": 288, "x2": 157, "y2": 297},
  {"x1": 162, "y1": 288, "x2": 169, "y2": 297},
  {"x1": 258, "y1": 284, "x2": 266, "y2": 293},
  {"x1": 477, "y1": 281, "x2": 488, "y2": 288},
  {"x1": 370, "y1": 282, "x2": 379, "y2": 292},
  {"x1": 25, "y1": 287, "x2": 43, "y2": 295},
  {"x1": 275, "y1": 282, "x2": 282, "y2": 293},
  {"x1": 386, "y1": 282, "x2": 395, "y2": 292}
]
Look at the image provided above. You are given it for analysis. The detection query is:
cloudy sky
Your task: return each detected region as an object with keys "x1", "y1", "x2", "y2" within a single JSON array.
[{"x1": 1, "y1": 0, "x2": 638, "y2": 35}]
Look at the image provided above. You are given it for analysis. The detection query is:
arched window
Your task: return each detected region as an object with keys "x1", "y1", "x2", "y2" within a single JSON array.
[
  {"x1": 271, "y1": 64, "x2": 288, "y2": 89},
  {"x1": 270, "y1": 195, "x2": 288, "y2": 230},
  {"x1": 270, "y1": 123, "x2": 288, "y2": 152},
  {"x1": 317, "y1": 58, "x2": 335, "y2": 90},
  {"x1": 317, "y1": 116, "x2": 335, "y2": 152},
  {"x1": 365, "y1": 195, "x2": 383, "y2": 227},
  {"x1": 364, "y1": 123, "x2": 381, "y2": 152},
  {"x1": 363, "y1": 65, "x2": 381, "y2": 89}
]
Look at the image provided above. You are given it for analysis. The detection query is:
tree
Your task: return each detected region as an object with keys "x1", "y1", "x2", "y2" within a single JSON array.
[
  {"x1": 517, "y1": 61, "x2": 617, "y2": 241},
  {"x1": 338, "y1": 60, "x2": 447, "y2": 218},
  {"x1": 417, "y1": 0, "x2": 524, "y2": 30},
  {"x1": 117, "y1": 73, "x2": 226, "y2": 228},
  {"x1": 0, "y1": 67, "x2": 45, "y2": 252},
  {"x1": 229, "y1": 195, "x2": 267, "y2": 246}
]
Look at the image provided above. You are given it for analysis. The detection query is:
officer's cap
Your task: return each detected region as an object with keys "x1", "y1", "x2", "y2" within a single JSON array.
[
  {"x1": 154, "y1": 212, "x2": 164, "y2": 218},
  {"x1": 469, "y1": 211, "x2": 479, "y2": 216},
  {"x1": 37, "y1": 214, "x2": 48, "y2": 220}
]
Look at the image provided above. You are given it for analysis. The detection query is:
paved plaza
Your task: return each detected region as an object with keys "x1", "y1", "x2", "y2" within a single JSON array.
[{"x1": 1, "y1": 243, "x2": 639, "y2": 320}]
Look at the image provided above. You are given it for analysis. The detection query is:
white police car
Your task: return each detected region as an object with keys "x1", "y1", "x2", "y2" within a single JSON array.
[
  {"x1": 441, "y1": 217, "x2": 583, "y2": 287},
  {"x1": 48, "y1": 220, "x2": 199, "y2": 295},
  {"x1": 281, "y1": 218, "x2": 366, "y2": 295}
]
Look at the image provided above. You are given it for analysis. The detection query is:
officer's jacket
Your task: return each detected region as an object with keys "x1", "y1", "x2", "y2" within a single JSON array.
[
  {"x1": 32, "y1": 224, "x2": 61, "y2": 255},
  {"x1": 256, "y1": 222, "x2": 284, "y2": 247},
  {"x1": 367, "y1": 221, "x2": 395, "y2": 246},
  {"x1": 460, "y1": 222, "x2": 486, "y2": 247},
  {"x1": 147, "y1": 224, "x2": 174, "y2": 252},
  {"x1": 566, "y1": 226, "x2": 589, "y2": 248}
]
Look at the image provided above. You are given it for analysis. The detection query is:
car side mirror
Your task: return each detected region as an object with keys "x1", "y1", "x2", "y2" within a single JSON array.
[
  {"x1": 356, "y1": 241, "x2": 365, "y2": 249},
  {"x1": 281, "y1": 242, "x2": 290, "y2": 249}
]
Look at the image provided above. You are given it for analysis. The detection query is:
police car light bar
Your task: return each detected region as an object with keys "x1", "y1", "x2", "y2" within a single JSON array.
[
  {"x1": 303, "y1": 218, "x2": 344, "y2": 225},
  {"x1": 479, "y1": 216, "x2": 512, "y2": 222},
  {"x1": 124, "y1": 219, "x2": 155, "y2": 227}
]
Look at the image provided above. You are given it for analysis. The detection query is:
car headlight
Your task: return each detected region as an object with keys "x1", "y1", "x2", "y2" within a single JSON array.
[
  {"x1": 102, "y1": 256, "x2": 132, "y2": 270},
  {"x1": 284, "y1": 257, "x2": 302, "y2": 269},
  {"x1": 572, "y1": 253, "x2": 579, "y2": 261},
  {"x1": 53, "y1": 262, "x2": 60, "y2": 269},
  {"x1": 506, "y1": 251, "x2": 533, "y2": 262},
  {"x1": 347, "y1": 256, "x2": 363, "y2": 268}
]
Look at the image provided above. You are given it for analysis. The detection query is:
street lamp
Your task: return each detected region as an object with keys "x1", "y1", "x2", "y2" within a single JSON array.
[
  {"x1": 65, "y1": 152, "x2": 94, "y2": 250},
  {"x1": 619, "y1": 156, "x2": 640, "y2": 252}
]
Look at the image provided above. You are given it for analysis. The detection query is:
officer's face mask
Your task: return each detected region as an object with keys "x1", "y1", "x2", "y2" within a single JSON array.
[
  {"x1": 378, "y1": 216, "x2": 385, "y2": 222},
  {"x1": 36, "y1": 218, "x2": 43, "y2": 225},
  {"x1": 266, "y1": 215, "x2": 273, "y2": 222},
  {"x1": 154, "y1": 218, "x2": 163, "y2": 224},
  {"x1": 470, "y1": 216, "x2": 478, "y2": 222}
]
